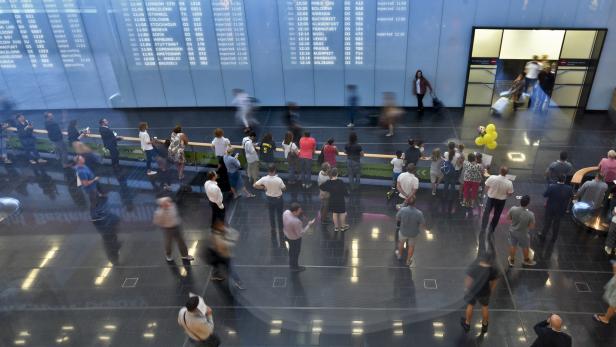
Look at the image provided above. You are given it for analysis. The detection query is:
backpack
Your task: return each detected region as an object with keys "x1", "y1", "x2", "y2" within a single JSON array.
[{"x1": 440, "y1": 160, "x2": 454, "y2": 176}]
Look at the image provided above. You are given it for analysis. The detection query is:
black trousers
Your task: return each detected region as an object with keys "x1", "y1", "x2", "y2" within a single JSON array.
[
  {"x1": 108, "y1": 147, "x2": 119, "y2": 167},
  {"x1": 542, "y1": 210, "x2": 563, "y2": 239},
  {"x1": 210, "y1": 202, "x2": 225, "y2": 227},
  {"x1": 191, "y1": 333, "x2": 220, "y2": 347},
  {"x1": 417, "y1": 93, "x2": 425, "y2": 110},
  {"x1": 267, "y1": 196, "x2": 284, "y2": 231},
  {"x1": 481, "y1": 198, "x2": 506, "y2": 232},
  {"x1": 287, "y1": 237, "x2": 302, "y2": 268}
]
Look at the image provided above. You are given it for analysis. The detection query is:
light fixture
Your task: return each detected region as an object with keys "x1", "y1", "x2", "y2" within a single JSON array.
[
  {"x1": 432, "y1": 322, "x2": 443, "y2": 328},
  {"x1": 434, "y1": 332, "x2": 444, "y2": 338},
  {"x1": 371, "y1": 227, "x2": 379, "y2": 239},
  {"x1": 61, "y1": 326, "x2": 74, "y2": 331},
  {"x1": 104, "y1": 325, "x2": 116, "y2": 331},
  {"x1": 393, "y1": 329, "x2": 404, "y2": 335},
  {"x1": 98, "y1": 335, "x2": 110, "y2": 341},
  {"x1": 352, "y1": 328, "x2": 363, "y2": 335},
  {"x1": 21, "y1": 269, "x2": 40, "y2": 290},
  {"x1": 312, "y1": 327, "x2": 322, "y2": 333},
  {"x1": 269, "y1": 328, "x2": 281, "y2": 335},
  {"x1": 14, "y1": 340, "x2": 26, "y2": 345},
  {"x1": 507, "y1": 152, "x2": 526, "y2": 162},
  {"x1": 351, "y1": 267, "x2": 358, "y2": 283},
  {"x1": 271, "y1": 320, "x2": 282, "y2": 325},
  {"x1": 143, "y1": 333, "x2": 154, "y2": 338},
  {"x1": 392, "y1": 321, "x2": 403, "y2": 327}
]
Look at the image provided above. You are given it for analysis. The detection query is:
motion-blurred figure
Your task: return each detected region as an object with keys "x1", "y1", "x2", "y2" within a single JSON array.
[
  {"x1": 380, "y1": 92, "x2": 403, "y2": 137},
  {"x1": 232, "y1": 88, "x2": 256, "y2": 131},
  {"x1": 346, "y1": 84, "x2": 359, "y2": 127},
  {"x1": 90, "y1": 194, "x2": 120, "y2": 265},
  {"x1": 207, "y1": 220, "x2": 244, "y2": 290},
  {"x1": 153, "y1": 197, "x2": 194, "y2": 263},
  {"x1": 460, "y1": 253, "x2": 499, "y2": 335},
  {"x1": 284, "y1": 102, "x2": 302, "y2": 145}
]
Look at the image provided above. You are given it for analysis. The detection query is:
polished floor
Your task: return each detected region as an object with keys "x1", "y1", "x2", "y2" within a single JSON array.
[{"x1": 1, "y1": 106, "x2": 616, "y2": 346}]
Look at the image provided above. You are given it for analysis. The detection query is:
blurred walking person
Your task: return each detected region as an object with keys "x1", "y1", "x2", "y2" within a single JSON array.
[
  {"x1": 346, "y1": 84, "x2": 359, "y2": 127},
  {"x1": 232, "y1": 88, "x2": 255, "y2": 131},
  {"x1": 381, "y1": 92, "x2": 403, "y2": 137},
  {"x1": 593, "y1": 260, "x2": 616, "y2": 325},
  {"x1": 153, "y1": 197, "x2": 193, "y2": 262},
  {"x1": 207, "y1": 220, "x2": 244, "y2": 289},
  {"x1": 344, "y1": 132, "x2": 363, "y2": 190}
]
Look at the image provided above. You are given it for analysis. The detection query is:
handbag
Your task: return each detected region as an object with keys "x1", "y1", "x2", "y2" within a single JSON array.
[{"x1": 317, "y1": 146, "x2": 325, "y2": 165}]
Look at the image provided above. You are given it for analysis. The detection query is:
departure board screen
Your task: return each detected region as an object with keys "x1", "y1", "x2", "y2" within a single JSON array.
[{"x1": 0, "y1": 0, "x2": 423, "y2": 108}]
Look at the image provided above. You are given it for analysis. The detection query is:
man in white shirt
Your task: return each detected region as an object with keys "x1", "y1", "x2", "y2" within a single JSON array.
[
  {"x1": 524, "y1": 56, "x2": 542, "y2": 92},
  {"x1": 232, "y1": 88, "x2": 253, "y2": 129},
  {"x1": 481, "y1": 166, "x2": 514, "y2": 233},
  {"x1": 178, "y1": 296, "x2": 220, "y2": 346},
  {"x1": 138, "y1": 122, "x2": 157, "y2": 175},
  {"x1": 242, "y1": 131, "x2": 260, "y2": 184},
  {"x1": 204, "y1": 171, "x2": 225, "y2": 228},
  {"x1": 397, "y1": 164, "x2": 419, "y2": 206},
  {"x1": 254, "y1": 164, "x2": 286, "y2": 233},
  {"x1": 282, "y1": 203, "x2": 315, "y2": 272}
]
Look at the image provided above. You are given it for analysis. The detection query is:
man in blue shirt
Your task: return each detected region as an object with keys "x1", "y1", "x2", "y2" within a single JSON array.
[
  {"x1": 541, "y1": 175, "x2": 573, "y2": 241},
  {"x1": 74, "y1": 155, "x2": 101, "y2": 214}
]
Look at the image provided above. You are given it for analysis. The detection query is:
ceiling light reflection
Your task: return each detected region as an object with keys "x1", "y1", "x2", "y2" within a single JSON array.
[
  {"x1": 95, "y1": 262, "x2": 114, "y2": 286},
  {"x1": 14, "y1": 340, "x2": 26, "y2": 345},
  {"x1": 371, "y1": 227, "x2": 379, "y2": 239},
  {"x1": 352, "y1": 328, "x2": 363, "y2": 335}
]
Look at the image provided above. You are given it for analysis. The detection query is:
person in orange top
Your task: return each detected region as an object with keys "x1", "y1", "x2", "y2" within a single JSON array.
[{"x1": 298, "y1": 131, "x2": 316, "y2": 189}]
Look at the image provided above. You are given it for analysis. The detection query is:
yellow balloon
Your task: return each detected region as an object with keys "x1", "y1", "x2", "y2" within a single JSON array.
[
  {"x1": 475, "y1": 136, "x2": 485, "y2": 146},
  {"x1": 486, "y1": 124, "x2": 496, "y2": 133},
  {"x1": 486, "y1": 141, "x2": 497, "y2": 150},
  {"x1": 483, "y1": 132, "x2": 495, "y2": 143},
  {"x1": 492, "y1": 131, "x2": 498, "y2": 140}
]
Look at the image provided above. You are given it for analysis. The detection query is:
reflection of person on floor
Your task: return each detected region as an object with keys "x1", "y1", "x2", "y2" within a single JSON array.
[
  {"x1": 90, "y1": 193, "x2": 120, "y2": 265},
  {"x1": 74, "y1": 154, "x2": 103, "y2": 213},
  {"x1": 16, "y1": 114, "x2": 46, "y2": 165}
]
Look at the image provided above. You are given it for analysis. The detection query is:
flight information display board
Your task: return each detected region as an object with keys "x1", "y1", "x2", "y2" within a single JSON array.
[{"x1": 0, "y1": 0, "x2": 420, "y2": 109}]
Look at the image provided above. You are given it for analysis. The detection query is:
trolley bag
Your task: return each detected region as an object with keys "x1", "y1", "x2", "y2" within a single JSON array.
[
  {"x1": 491, "y1": 97, "x2": 512, "y2": 115},
  {"x1": 431, "y1": 93, "x2": 444, "y2": 111}
]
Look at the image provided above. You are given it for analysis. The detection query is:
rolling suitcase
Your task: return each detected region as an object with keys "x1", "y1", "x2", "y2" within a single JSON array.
[{"x1": 491, "y1": 96, "x2": 512, "y2": 115}]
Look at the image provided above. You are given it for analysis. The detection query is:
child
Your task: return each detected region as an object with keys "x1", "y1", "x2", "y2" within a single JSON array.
[
  {"x1": 391, "y1": 150, "x2": 404, "y2": 187},
  {"x1": 430, "y1": 148, "x2": 444, "y2": 196}
]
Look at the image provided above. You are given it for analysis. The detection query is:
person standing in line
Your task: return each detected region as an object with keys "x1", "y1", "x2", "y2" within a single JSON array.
[
  {"x1": 318, "y1": 162, "x2": 331, "y2": 224},
  {"x1": 282, "y1": 131, "x2": 299, "y2": 184},
  {"x1": 481, "y1": 166, "x2": 514, "y2": 233},
  {"x1": 545, "y1": 151, "x2": 573, "y2": 185},
  {"x1": 531, "y1": 314, "x2": 572, "y2": 347},
  {"x1": 298, "y1": 131, "x2": 316, "y2": 189},
  {"x1": 456, "y1": 144, "x2": 466, "y2": 201},
  {"x1": 462, "y1": 152, "x2": 483, "y2": 215},
  {"x1": 390, "y1": 150, "x2": 404, "y2": 189},
  {"x1": 168, "y1": 125, "x2": 189, "y2": 181},
  {"x1": 541, "y1": 175, "x2": 573, "y2": 241},
  {"x1": 394, "y1": 196, "x2": 425, "y2": 267},
  {"x1": 232, "y1": 88, "x2": 254, "y2": 130},
  {"x1": 211, "y1": 128, "x2": 230, "y2": 162},
  {"x1": 460, "y1": 254, "x2": 499, "y2": 335},
  {"x1": 412, "y1": 70, "x2": 433, "y2": 113},
  {"x1": 322, "y1": 138, "x2": 338, "y2": 168},
  {"x1": 430, "y1": 148, "x2": 443, "y2": 196},
  {"x1": 223, "y1": 149, "x2": 254, "y2": 199},
  {"x1": 396, "y1": 164, "x2": 419, "y2": 208},
  {"x1": 138, "y1": 122, "x2": 157, "y2": 176},
  {"x1": 344, "y1": 132, "x2": 363, "y2": 190},
  {"x1": 441, "y1": 142, "x2": 461, "y2": 212},
  {"x1": 320, "y1": 168, "x2": 349, "y2": 232},
  {"x1": 254, "y1": 164, "x2": 286, "y2": 234},
  {"x1": 204, "y1": 171, "x2": 225, "y2": 227},
  {"x1": 346, "y1": 84, "x2": 359, "y2": 128},
  {"x1": 178, "y1": 296, "x2": 221, "y2": 347},
  {"x1": 44, "y1": 112, "x2": 69, "y2": 167},
  {"x1": 507, "y1": 195, "x2": 536, "y2": 267},
  {"x1": 575, "y1": 173, "x2": 608, "y2": 210},
  {"x1": 593, "y1": 260, "x2": 616, "y2": 325},
  {"x1": 259, "y1": 132, "x2": 276, "y2": 168},
  {"x1": 242, "y1": 131, "x2": 260, "y2": 186},
  {"x1": 99, "y1": 118, "x2": 122, "y2": 169},
  {"x1": 152, "y1": 197, "x2": 193, "y2": 262},
  {"x1": 207, "y1": 220, "x2": 244, "y2": 290},
  {"x1": 282, "y1": 202, "x2": 315, "y2": 272},
  {"x1": 16, "y1": 114, "x2": 46, "y2": 164}
]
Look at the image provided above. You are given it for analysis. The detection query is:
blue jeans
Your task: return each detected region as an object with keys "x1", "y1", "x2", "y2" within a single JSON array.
[
  {"x1": 347, "y1": 160, "x2": 361, "y2": 189},
  {"x1": 145, "y1": 149, "x2": 157, "y2": 171},
  {"x1": 287, "y1": 155, "x2": 298, "y2": 182},
  {"x1": 300, "y1": 158, "x2": 312, "y2": 185},
  {"x1": 348, "y1": 107, "x2": 357, "y2": 124}
]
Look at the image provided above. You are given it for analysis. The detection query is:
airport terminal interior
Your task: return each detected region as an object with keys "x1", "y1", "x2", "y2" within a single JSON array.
[{"x1": 2, "y1": 1, "x2": 616, "y2": 346}]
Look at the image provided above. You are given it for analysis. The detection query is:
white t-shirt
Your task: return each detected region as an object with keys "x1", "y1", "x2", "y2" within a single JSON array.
[
  {"x1": 242, "y1": 137, "x2": 259, "y2": 163},
  {"x1": 139, "y1": 130, "x2": 153, "y2": 151},
  {"x1": 485, "y1": 174, "x2": 514, "y2": 200},
  {"x1": 391, "y1": 157, "x2": 404, "y2": 173},
  {"x1": 397, "y1": 172, "x2": 419, "y2": 198},
  {"x1": 211, "y1": 136, "x2": 230, "y2": 157},
  {"x1": 525, "y1": 61, "x2": 542, "y2": 79},
  {"x1": 415, "y1": 79, "x2": 421, "y2": 94},
  {"x1": 255, "y1": 174, "x2": 286, "y2": 197},
  {"x1": 282, "y1": 141, "x2": 298, "y2": 158}
]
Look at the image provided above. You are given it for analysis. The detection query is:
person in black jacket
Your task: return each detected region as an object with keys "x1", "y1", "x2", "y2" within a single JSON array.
[
  {"x1": 99, "y1": 118, "x2": 122, "y2": 168},
  {"x1": 16, "y1": 114, "x2": 46, "y2": 165},
  {"x1": 530, "y1": 314, "x2": 572, "y2": 347},
  {"x1": 44, "y1": 112, "x2": 69, "y2": 167},
  {"x1": 541, "y1": 175, "x2": 574, "y2": 241},
  {"x1": 404, "y1": 138, "x2": 422, "y2": 169}
]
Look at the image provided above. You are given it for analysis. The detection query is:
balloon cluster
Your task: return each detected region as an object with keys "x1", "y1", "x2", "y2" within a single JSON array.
[{"x1": 475, "y1": 123, "x2": 498, "y2": 150}]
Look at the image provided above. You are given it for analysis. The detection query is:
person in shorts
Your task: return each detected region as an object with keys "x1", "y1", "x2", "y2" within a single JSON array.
[
  {"x1": 394, "y1": 196, "x2": 425, "y2": 267},
  {"x1": 507, "y1": 195, "x2": 536, "y2": 267},
  {"x1": 430, "y1": 148, "x2": 444, "y2": 196},
  {"x1": 461, "y1": 253, "x2": 499, "y2": 335}
]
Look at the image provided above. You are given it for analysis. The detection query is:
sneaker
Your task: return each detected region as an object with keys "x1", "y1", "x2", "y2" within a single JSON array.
[
  {"x1": 405, "y1": 257, "x2": 413, "y2": 267},
  {"x1": 347, "y1": 123, "x2": 354, "y2": 128},
  {"x1": 290, "y1": 266, "x2": 306, "y2": 272},
  {"x1": 165, "y1": 255, "x2": 174, "y2": 262},
  {"x1": 147, "y1": 170, "x2": 157, "y2": 175},
  {"x1": 37, "y1": 158, "x2": 47, "y2": 163},
  {"x1": 522, "y1": 259, "x2": 536, "y2": 266},
  {"x1": 211, "y1": 273, "x2": 225, "y2": 281},
  {"x1": 394, "y1": 249, "x2": 401, "y2": 260},
  {"x1": 460, "y1": 318, "x2": 470, "y2": 332},
  {"x1": 480, "y1": 322, "x2": 489, "y2": 334},
  {"x1": 605, "y1": 246, "x2": 613, "y2": 255},
  {"x1": 334, "y1": 227, "x2": 340, "y2": 232},
  {"x1": 29, "y1": 160, "x2": 37, "y2": 164},
  {"x1": 507, "y1": 256, "x2": 514, "y2": 267},
  {"x1": 181, "y1": 255, "x2": 195, "y2": 261},
  {"x1": 341, "y1": 225, "x2": 350, "y2": 231},
  {"x1": 385, "y1": 132, "x2": 394, "y2": 137},
  {"x1": 432, "y1": 191, "x2": 436, "y2": 196}
]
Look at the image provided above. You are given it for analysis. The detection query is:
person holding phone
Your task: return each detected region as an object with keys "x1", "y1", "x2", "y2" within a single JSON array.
[{"x1": 282, "y1": 202, "x2": 315, "y2": 272}]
